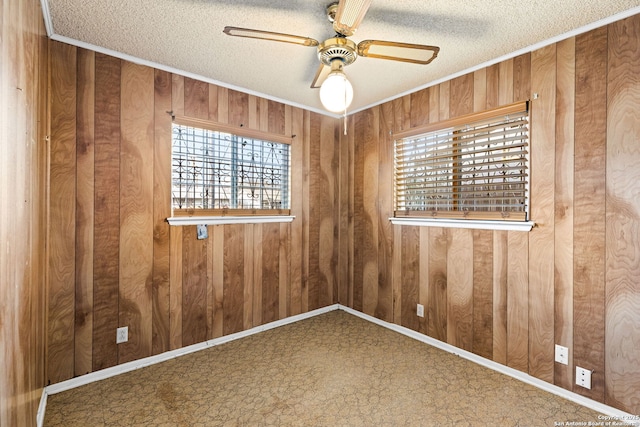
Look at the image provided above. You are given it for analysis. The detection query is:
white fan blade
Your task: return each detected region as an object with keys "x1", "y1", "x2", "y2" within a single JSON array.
[
  {"x1": 223, "y1": 26, "x2": 319, "y2": 47},
  {"x1": 358, "y1": 40, "x2": 440, "y2": 65},
  {"x1": 333, "y1": 0, "x2": 371, "y2": 37},
  {"x1": 310, "y1": 64, "x2": 331, "y2": 88}
]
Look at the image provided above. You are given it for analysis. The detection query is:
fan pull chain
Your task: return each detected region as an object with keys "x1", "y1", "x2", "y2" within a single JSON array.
[
  {"x1": 344, "y1": 110, "x2": 347, "y2": 135},
  {"x1": 343, "y1": 87, "x2": 348, "y2": 135}
]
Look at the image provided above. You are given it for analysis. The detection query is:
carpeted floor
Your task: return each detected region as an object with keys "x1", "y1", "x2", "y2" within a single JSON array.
[{"x1": 45, "y1": 309, "x2": 605, "y2": 426}]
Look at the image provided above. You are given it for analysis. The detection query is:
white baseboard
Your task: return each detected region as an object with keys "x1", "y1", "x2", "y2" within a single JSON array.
[
  {"x1": 36, "y1": 388, "x2": 47, "y2": 427},
  {"x1": 37, "y1": 303, "x2": 638, "y2": 427},
  {"x1": 339, "y1": 305, "x2": 640, "y2": 427}
]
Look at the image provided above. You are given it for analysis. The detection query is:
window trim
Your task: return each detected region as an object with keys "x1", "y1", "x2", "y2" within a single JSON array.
[
  {"x1": 392, "y1": 100, "x2": 532, "y2": 231},
  {"x1": 389, "y1": 217, "x2": 535, "y2": 232},
  {"x1": 167, "y1": 215, "x2": 295, "y2": 226},
  {"x1": 169, "y1": 116, "x2": 293, "y2": 223}
]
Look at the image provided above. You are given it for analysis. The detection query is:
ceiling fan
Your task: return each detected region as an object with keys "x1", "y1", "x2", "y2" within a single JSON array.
[{"x1": 223, "y1": 0, "x2": 440, "y2": 113}]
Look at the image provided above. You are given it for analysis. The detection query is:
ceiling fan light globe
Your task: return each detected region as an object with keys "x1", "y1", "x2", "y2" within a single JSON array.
[{"x1": 319, "y1": 72, "x2": 354, "y2": 113}]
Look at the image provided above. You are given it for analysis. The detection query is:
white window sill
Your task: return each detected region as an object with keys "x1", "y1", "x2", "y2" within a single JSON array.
[
  {"x1": 389, "y1": 217, "x2": 535, "y2": 232},
  {"x1": 167, "y1": 216, "x2": 295, "y2": 226}
]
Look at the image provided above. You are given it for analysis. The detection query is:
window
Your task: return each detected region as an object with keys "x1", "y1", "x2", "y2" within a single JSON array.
[
  {"x1": 394, "y1": 101, "x2": 530, "y2": 223},
  {"x1": 171, "y1": 117, "x2": 291, "y2": 217}
]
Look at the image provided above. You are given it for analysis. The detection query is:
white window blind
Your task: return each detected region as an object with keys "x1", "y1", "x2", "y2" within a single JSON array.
[{"x1": 394, "y1": 101, "x2": 529, "y2": 221}]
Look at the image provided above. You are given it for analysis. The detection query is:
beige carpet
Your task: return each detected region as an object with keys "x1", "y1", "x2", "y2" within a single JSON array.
[{"x1": 45, "y1": 310, "x2": 604, "y2": 426}]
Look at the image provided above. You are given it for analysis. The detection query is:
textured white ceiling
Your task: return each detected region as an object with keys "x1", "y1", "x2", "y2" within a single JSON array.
[{"x1": 44, "y1": 0, "x2": 640, "y2": 115}]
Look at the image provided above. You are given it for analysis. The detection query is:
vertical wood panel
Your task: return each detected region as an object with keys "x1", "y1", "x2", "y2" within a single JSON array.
[
  {"x1": 450, "y1": 73, "x2": 474, "y2": 117},
  {"x1": 513, "y1": 54, "x2": 532, "y2": 102},
  {"x1": 352, "y1": 111, "x2": 365, "y2": 311},
  {"x1": 301, "y1": 111, "x2": 311, "y2": 314},
  {"x1": 211, "y1": 225, "x2": 224, "y2": 338},
  {"x1": 48, "y1": 42, "x2": 77, "y2": 383},
  {"x1": 248, "y1": 95, "x2": 259, "y2": 129},
  {"x1": 183, "y1": 77, "x2": 208, "y2": 120},
  {"x1": 228, "y1": 89, "x2": 249, "y2": 127},
  {"x1": 473, "y1": 230, "x2": 493, "y2": 359},
  {"x1": 318, "y1": 115, "x2": 338, "y2": 308},
  {"x1": 507, "y1": 231, "x2": 529, "y2": 372},
  {"x1": 208, "y1": 84, "x2": 219, "y2": 122},
  {"x1": 392, "y1": 95, "x2": 411, "y2": 132},
  {"x1": 74, "y1": 48, "x2": 94, "y2": 376},
  {"x1": 171, "y1": 74, "x2": 184, "y2": 117},
  {"x1": 244, "y1": 224, "x2": 255, "y2": 328},
  {"x1": 492, "y1": 231, "x2": 508, "y2": 364},
  {"x1": 308, "y1": 114, "x2": 322, "y2": 310},
  {"x1": 279, "y1": 223, "x2": 291, "y2": 320},
  {"x1": 289, "y1": 108, "x2": 304, "y2": 315},
  {"x1": 428, "y1": 85, "x2": 439, "y2": 123},
  {"x1": 224, "y1": 224, "x2": 244, "y2": 335},
  {"x1": 418, "y1": 228, "x2": 429, "y2": 335},
  {"x1": 439, "y1": 82, "x2": 450, "y2": 119},
  {"x1": 473, "y1": 68, "x2": 487, "y2": 112},
  {"x1": 401, "y1": 226, "x2": 420, "y2": 331},
  {"x1": 152, "y1": 69, "x2": 172, "y2": 355},
  {"x1": 262, "y1": 223, "x2": 280, "y2": 324},
  {"x1": 362, "y1": 108, "x2": 380, "y2": 315},
  {"x1": 217, "y1": 87, "x2": 229, "y2": 124},
  {"x1": 377, "y1": 102, "x2": 394, "y2": 322},
  {"x1": 447, "y1": 228, "x2": 474, "y2": 351},
  {"x1": 118, "y1": 62, "x2": 154, "y2": 363},
  {"x1": 206, "y1": 228, "x2": 215, "y2": 340},
  {"x1": 554, "y1": 37, "x2": 576, "y2": 390},
  {"x1": 428, "y1": 227, "x2": 447, "y2": 341},
  {"x1": 1, "y1": 0, "x2": 48, "y2": 421},
  {"x1": 268, "y1": 100, "x2": 285, "y2": 135},
  {"x1": 605, "y1": 15, "x2": 640, "y2": 414},
  {"x1": 92, "y1": 53, "x2": 121, "y2": 371},
  {"x1": 486, "y1": 64, "x2": 500, "y2": 109},
  {"x1": 252, "y1": 224, "x2": 263, "y2": 327},
  {"x1": 338, "y1": 113, "x2": 353, "y2": 307},
  {"x1": 499, "y1": 59, "x2": 514, "y2": 105},
  {"x1": 169, "y1": 208, "x2": 183, "y2": 350},
  {"x1": 573, "y1": 27, "x2": 607, "y2": 401},
  {"x1": 529, "y1": 43, "x2": 556, "y2": 382},
  {"x1": 182, "y1": 226, "x2": 208, "y2": 346},
  {"x1": 410, "y1": 88, "x2": 429, "y2": 128}
]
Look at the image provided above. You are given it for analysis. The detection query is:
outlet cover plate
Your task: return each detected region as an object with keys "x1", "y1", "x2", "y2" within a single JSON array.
[
  {"x1": 417, "y1": 304, "x2": 425, "y2": 318},
  {"x1": 576, "y1": 366, "x2": 592, "y2": 389},
  {"x1": 116, "y1": 326, "x2": 128, "y2": 344},
  {"x1": 555, "y1": 344, "x2": 569, "y2": 365}
]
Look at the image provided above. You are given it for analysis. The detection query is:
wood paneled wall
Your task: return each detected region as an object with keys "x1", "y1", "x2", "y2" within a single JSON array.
[
  {"x1": 47, "y1": 44, "x2": 342, "y2": 383},
  {"x1": 0, "y1": 0, "x2": 49, "y2": 425},
  {"x1": 344, "y1": 14, "x2": 640, "y2": 415}
]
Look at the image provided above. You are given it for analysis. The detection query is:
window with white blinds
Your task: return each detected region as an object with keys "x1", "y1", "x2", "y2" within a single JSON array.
[{"x1": 394, "y1": 101, "x2": 529, "y2": 221}]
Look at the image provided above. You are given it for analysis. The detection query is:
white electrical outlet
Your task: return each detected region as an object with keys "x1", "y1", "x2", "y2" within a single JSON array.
[
  {"x1": 555, "y1": 344, "x2": 569, "y2": 365},
  {"x1": 576, "y1": 366, "x2": 592, "y2": 389},
  {"x1": 116, "y1": 326, "x2": 128, "y2": 344},
  {"x1": 417, "y1": 304, "x2": 425, "y2": 317}
]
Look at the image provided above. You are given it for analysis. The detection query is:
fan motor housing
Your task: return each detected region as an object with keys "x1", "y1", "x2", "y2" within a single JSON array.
[{"x1": 318, "y1": 37, "x2": 357, "y2": 66}]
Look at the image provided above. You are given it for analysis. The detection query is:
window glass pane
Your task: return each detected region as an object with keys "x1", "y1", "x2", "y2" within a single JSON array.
[{"x1": 172, "y1": 124, "x2": 290, "y2": 211}]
